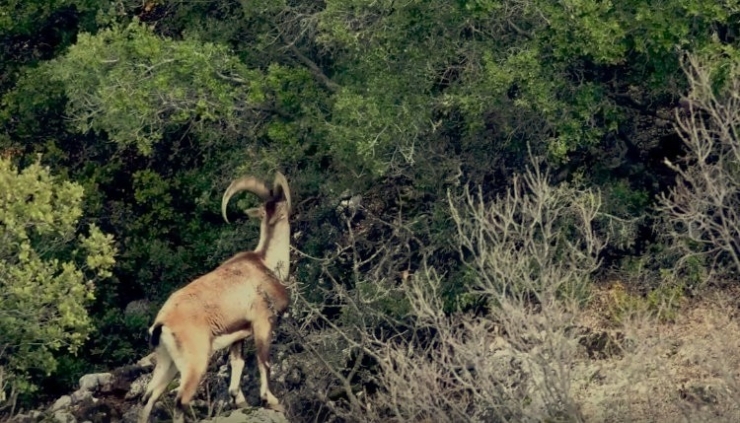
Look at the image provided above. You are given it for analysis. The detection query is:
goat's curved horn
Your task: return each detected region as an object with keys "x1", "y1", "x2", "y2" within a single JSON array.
[
  {"x1": 222, "y1": 176, "x2": 271, "y2": 223},
  {"x1": 272, "y1": 171, "x2": 291, "y2": 213}
]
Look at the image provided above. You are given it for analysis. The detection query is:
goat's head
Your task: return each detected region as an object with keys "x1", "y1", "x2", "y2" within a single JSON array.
[
  {"x1": 221, "y1": 171, "x2": 292, "y2": 279},
  {"x1": 221, "y1": 171, "x2": 292, "y2": 225}
]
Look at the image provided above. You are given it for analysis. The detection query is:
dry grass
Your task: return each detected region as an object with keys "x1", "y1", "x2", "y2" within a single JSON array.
[{"x1": 573, "y1": 283, "x2": 740, "y2": 423}]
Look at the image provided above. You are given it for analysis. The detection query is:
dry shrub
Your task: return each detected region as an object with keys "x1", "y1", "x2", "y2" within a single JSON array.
[
  {"x1": 657, "y1": 52, "x2": 740, "y2": 282},
  {"x1": 284, "y1": 160, "x2": 606, "y2": 422},
  {"x1": 366, "y1": 268, "x2": 586, "y2": 423}
]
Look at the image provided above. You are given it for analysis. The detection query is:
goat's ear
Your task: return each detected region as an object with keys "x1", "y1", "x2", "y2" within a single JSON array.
[{"x1": 245, "y1": 207, "x2": 263, "y2": 219}]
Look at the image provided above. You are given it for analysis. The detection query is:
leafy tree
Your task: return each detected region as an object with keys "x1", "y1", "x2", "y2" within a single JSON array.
[
  {"x1": 49, "y1": 18, "x2": 265, "y2": 156},
  {"x1": 0, "y1": 0, "x2": 100, "y2": 36},
  {"x1": 0, "y1": 156, "x2": 116, "y2": 399},
  {"x1": 0, "y1": 0, "x2": 104, "y2": 97}
]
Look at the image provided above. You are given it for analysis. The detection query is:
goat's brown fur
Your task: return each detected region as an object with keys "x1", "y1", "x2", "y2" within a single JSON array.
[{"x1": 139, "y1": 172, "x2": 291, "y2": 423}]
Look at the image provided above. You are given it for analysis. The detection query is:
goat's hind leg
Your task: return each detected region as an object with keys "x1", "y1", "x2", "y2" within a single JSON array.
[
  {"x1": 170, "y1": 344, "x2": 210, "y2": 423},
  {"x1": 139, "y1": 349, "x2": 177, "y2": 423}
]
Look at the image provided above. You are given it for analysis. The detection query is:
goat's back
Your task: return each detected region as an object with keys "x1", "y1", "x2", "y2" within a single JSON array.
[{"x1": 153, "y1": 252, "x2": 289, "y2": 338}]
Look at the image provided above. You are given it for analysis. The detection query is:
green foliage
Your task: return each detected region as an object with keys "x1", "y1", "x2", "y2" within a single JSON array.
[
  {"x1": 476, "y1": 47, "x2": 616, "y2": 160},
  {"x1": 540, "y1": 0, "x2": 628, "y2": 64},
  {"x1": 0, "y1": 0, "x2": 97, "y2": 36},
  {"x1": 355, "y1": 279, "x2": 412, "y2": 320},
  {"x1": 132, "y1": 169, "x2": 175, "y2": 233},
  {"x1": 49, "y1": 18, "x2": 264, "y2": 155},
  {"x1": 0, "y1": 67, "x2": 69, "y2": 146},
  {"x1": 88, "y1": 308, "x2": 152, "y2": 368},
  {"x1": 691, "y1": 42, "x2": 740, "y2": 94},
  {"x1": 594, "y1": 179, "x2": 649, "y2": 252},
  {"x1": 604, "y1": 281, "x2": 685, "y2": 324},
  {"x1": 602, "y1": 180, "x2": 650, "y2": 218},
  {"x1": 536, "y1": 0, "x2": 739, "y2": 82},
  {"x1": 0, "y1": 157, "x2": 116, "y2": 395},
  {"x1": 259, "y1": 64, "x2": 336, "y2": 166},
  {"x1": 318, "y1": 1, "x2": 477, "y2": 170},
  {"x1": 316, "y1": 0, "x2": 738, "y2": 163}
]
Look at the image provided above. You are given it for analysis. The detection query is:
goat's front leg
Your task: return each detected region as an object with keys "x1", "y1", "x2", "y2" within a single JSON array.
[{"x1": 227, "y1": 341, "x2": 248, "y2": 407}]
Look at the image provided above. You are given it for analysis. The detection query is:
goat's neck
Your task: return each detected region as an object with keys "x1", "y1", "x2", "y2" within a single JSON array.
[{"x1": 255, "y1": 220, "x2": 291, "y2": 281}]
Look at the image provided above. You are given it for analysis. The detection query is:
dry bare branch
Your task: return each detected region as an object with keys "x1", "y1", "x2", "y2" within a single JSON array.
[{"x1": 657, "y1": 53, "x2": 740, "y2": 282}]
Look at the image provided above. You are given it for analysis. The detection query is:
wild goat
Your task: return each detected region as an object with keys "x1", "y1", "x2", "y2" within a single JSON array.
[{"x1": 138, "y1": 172, "x2": 292, "y2": 423}]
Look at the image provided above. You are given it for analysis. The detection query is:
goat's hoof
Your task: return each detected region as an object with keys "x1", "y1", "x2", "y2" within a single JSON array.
[
  {"x1": 230, "y1": 389, "x2": 247, "y2": 407},
  {"x1": 265, "y1": 401, "x2": 284, "y2": 413}
]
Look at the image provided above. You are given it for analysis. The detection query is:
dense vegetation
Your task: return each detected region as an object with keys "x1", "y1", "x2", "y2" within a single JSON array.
[{"x1": 1, "y1": 0, "x2": 739, "y2": 421}]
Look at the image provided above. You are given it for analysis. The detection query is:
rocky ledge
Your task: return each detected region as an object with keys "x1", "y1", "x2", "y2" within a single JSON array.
[{"x1": 9, "y1": 354, "x2": 289, "y2": 423}]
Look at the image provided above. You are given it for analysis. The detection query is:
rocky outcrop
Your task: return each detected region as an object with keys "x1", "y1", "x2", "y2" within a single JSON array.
[{"x1": 9, "y1": 353, "x2": 289, "y2": 423}]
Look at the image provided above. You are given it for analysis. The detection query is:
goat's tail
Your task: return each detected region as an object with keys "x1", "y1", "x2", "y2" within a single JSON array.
[{"x1": 149, "y1": 323, "x2": 164, "y2": 348}]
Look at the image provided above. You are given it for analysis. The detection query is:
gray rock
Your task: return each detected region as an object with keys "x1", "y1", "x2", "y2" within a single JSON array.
[
  {"x1": 136, "y1": 352, "x2": 156, "y2": 368},
  {"x1": 125, "y1": 372, "x2": 153, "y2": 400},
  {"x1": 8, "y1": 413, "x2": 37, "y2": 423},
  {"x1": 70, "y1": 388, "x2": 94, "y2": 405},
  {"x1": 11, "y1": 410, "x2": 45, "y2": 421},
  {"x1": 78, "y1": 372, "x2": 113, "y2": 393},
  {"x1": 52, "y1": 410, "x2": 76, "y2": 423},
  {"x1": 121, "y1": 404, "x2": 143, "y2": 423},
  {"x1": 198, "y1": 407, "x2": 288, "y2": 423},
  {"x1": 125, "y1": 299, "x2": 152, "y2": 317},
  {"x1": 50, "y1": 395, "x2": 72, "y2": 412}
]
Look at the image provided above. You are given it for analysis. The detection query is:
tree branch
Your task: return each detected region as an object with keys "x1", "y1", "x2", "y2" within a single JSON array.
[
  {"x1": 507, "y1": 19, "x2": 533, "y2": 39},
  {"x1": 270, "y1": 20, "x2": 340, "y2": 93},
  {"x1": 287, "y1": 43, "x2": 340, "y2": 93}
]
